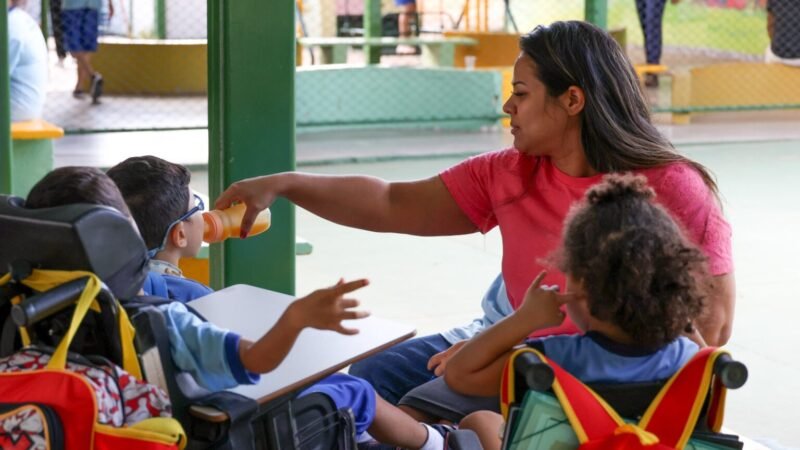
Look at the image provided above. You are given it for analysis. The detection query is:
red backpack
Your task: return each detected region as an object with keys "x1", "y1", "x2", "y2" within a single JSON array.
[
  {"x1": 500, "y1": 347, "x2": 729, "y2": 450},
  {"x1": 0, "y1": 269, "x2": 186, "y2": 450}
]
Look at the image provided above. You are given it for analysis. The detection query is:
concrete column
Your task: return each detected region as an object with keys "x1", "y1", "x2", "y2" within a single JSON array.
[
  {"x1": 585, "y1": 0, "x2": 608, "y2": 30},
  {"x1": 1, "y1": 1, "x2": 12, "y2": 194}
]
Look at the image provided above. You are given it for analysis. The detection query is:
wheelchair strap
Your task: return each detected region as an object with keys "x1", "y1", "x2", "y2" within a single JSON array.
[
  {"x1": 517, "y1": 348, "x2": 632, "y2": 445},
  {"x1": 510, "y1": 347, "x2": 727, "y2": 450},
  {"x1": 638, "y1": 347, "x2": 728, "y2": 448},
  {"x1": 2, "y1": 268, "x2": 144, "y2": 380}
]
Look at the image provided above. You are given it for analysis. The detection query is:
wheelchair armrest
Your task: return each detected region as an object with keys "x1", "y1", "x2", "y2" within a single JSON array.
[
  {"x1": 714, "y1": 354, "x2": 748, "y2": 389},
  {"x1": 189, "y1": 405, "x2": 229, "y2": 423},
  {"x1": 514, "y1": 351, "x2": 554, "y2": 392}
]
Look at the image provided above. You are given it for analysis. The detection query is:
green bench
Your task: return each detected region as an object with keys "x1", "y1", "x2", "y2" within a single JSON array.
[
  {"x1": 4, "y1": 120, "x2": 64, "y2": 196},
  {"x1": 297, "y1": 36, "x2": 478, "y2": 67}
]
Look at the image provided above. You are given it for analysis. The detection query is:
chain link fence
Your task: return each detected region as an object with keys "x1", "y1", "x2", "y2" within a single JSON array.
[
  {"x1": 17, "y1": 0, "x2": 206, "y2": 133},
  {"x1": 13, "y1": 0, "x2": 799, "y2": 133},
  {"x1": 299, "y1": 0, "x2": 798, "y2": 116}
]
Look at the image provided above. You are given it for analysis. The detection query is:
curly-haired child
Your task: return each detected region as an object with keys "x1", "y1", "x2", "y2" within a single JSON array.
[{"x1": 444, "y1": 173, "x2": 709, "y2": 450}]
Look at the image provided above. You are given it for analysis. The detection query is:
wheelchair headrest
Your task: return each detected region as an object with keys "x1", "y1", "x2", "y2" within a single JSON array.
[{"x1": 0, "y1": 195, "x2": 149, "y2": 300}]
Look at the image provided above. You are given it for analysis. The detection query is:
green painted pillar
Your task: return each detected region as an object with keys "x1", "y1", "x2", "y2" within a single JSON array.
[
  {"x1": 40, "y1": 0, "x2": 50, "y2": 41},
  {"x1": 585, "y1": 0, "x2": 608, "y2": 30},
  {"x1": 1, "y1": 1, "x2": 11, "y2": 194},
  {"x1": 207, "y1": 0, "x2": 296, "y2": 294},
  {"x1": 156, "y1": 0, "x2": 166, "y2": 39},
  {"x1": 364, "y1": 0, "x2": 381, "y2": 64}
]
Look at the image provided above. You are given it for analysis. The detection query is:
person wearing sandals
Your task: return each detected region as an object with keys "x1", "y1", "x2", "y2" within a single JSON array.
[{"x1": 62, "y1": 0, "x2": 112, "y2": 104}]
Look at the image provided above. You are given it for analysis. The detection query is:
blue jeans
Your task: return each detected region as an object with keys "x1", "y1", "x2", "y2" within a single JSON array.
[{"x1": 348, "y1": 334, "x2": 451, "y2": 405}]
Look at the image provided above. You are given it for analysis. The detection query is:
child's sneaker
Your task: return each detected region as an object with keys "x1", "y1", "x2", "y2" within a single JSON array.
[
  {"x1": 426, "y1": 423, "x2": 456, "y2": 449},
  {"x1": 90, "y1": 73, "x2": 104, "y2": 104}
]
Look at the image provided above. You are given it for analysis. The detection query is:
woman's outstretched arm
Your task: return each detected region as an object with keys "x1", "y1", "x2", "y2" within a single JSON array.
[{"x1": 215, "y1": 173, "x2": 477, "y2": 237}]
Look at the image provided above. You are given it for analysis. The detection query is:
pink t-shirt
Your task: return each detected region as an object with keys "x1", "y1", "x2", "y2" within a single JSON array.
[{"x1": 440, "y1": 149, "x2": 733, "y2": 337}]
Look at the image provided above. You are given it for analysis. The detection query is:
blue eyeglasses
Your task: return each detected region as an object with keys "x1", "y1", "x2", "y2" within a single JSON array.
[{"x1": 147, "y1": 193, "x2": 205, "y2": 259}]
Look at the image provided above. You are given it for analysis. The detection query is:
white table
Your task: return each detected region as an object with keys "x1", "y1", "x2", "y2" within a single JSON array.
[{"x1": 189, "y1": 284, "x2": 416, "y2": 404}]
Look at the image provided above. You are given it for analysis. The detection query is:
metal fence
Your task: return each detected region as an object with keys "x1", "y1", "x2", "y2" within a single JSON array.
[
  {"x1": 15, "y1": 0, "x2": 800, "y2": 133},
  {"x1": 19, "y1": 0, "x2": 206, "y2": 133}
]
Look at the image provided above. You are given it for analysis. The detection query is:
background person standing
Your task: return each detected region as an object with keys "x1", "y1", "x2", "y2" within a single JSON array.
[
  {"x1": 634, "y1": 0, "x2": 679, "y2": 87},
  {"x1": 62, "y1": 0, "x2": 113, "y2": 104},
  {"x1": 765, "y1": 0, "x2": 800, "y2": 66}
]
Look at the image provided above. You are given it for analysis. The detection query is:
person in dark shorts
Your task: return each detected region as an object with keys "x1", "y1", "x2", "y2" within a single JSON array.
[
  {"x1": 766, "y1": 0, "x2": 800, "y2": 66},
  {"x1": 62, "y1": 0, "x2": 113, "y2": 103}
]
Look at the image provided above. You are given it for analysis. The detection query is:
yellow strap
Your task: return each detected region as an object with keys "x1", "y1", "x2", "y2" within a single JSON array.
[
  {"x1": 0, "y1": 272, "x2": 10, "y2": 286},
  {"x1": 97, "y1": 418, "x2": 187, "y2": 449},
  {"x1": 130, "y1": 418, "x2": 187, "y2": 449},
  {"x1": 117, "y1": 305, "x2": 142, "y2": 379},
  {"x1": 15, "y1": 269, "x2": 141, "y2": 377},
  {"x1": 34, "y1": 271, "x2": 103, "y2": 369},
  {"x1": 500, "y1": 347, "x2": 534, "y2": 419},
  {"x1": 614, "y1": 423, "x2": 660, "y2": 445},
  {"x1": 639, "y1": 348, "x2": 725, "y2": 450}
]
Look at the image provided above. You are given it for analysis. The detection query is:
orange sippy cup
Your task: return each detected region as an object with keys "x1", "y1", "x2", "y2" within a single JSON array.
[{"x1": 202, "y1": 203, "x2": 271, "y2": 243}]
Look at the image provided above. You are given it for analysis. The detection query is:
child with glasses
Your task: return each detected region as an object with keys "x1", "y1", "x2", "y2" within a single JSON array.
[
  {"x1": 25, "y1": 166, "x2": 460, "y2": 449},
  {"x1": 107, "y1": 156, "x2": 213, "y2": 302}
]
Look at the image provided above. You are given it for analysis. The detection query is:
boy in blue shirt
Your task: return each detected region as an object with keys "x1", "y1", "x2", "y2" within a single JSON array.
[
  {"x1": 107, "y1": 156, "x2": 213, "y2": 302},
  {"x1": 26, "y1": 166, "x2": 454, "y2": 449}
]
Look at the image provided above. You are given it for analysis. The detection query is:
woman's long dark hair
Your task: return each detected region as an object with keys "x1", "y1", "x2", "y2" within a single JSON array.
[{"x1": 519, "y1": 21, "x2": 718, "y2": 195}]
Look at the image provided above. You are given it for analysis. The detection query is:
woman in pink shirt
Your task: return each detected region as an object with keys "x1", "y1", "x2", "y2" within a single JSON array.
[{"x1": 216, "y1": 21, "x2": 734, "y2": 410}]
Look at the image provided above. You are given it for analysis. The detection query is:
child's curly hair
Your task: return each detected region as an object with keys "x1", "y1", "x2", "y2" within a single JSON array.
[{"x1": 559, "y1": 173, "x2": 708, "y2": 349}]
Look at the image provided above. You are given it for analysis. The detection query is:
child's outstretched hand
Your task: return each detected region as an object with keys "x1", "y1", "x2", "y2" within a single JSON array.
[
  {"x1": 289, "y1": 279, "x2": 371, "y2": 335},
  {"x1": 517, "y1": 271, "x2": 577, "y2": 329}
]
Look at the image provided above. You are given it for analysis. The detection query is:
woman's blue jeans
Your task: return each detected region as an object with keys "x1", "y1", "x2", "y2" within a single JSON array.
[{"x1": 348, "y1": 333, "x2": 451, "y2": 405}]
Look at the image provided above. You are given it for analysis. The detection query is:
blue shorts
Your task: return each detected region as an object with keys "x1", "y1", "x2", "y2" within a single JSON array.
[
  {"x1": 300, "y1": 373, "x2": 376, "y2": 434},
  {"x1": 62, "y1": 8, "x2": 99, "y2": 53},
  {"x1": 395, "y1": 0, "x2": 416, "y2": 6}
]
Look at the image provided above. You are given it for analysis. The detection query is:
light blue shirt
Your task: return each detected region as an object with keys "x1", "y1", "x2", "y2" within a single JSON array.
[
  {"x1": 440, "y1": 273, "x2": 513, "y2": 344},
  {"x1": 62, "y1": 0, "x2": 102, "y2": 11},
  {"x1": 530, "y1": 332, "x2": 700, "y2": 384},
  {"x1": 8, "y1": 8, "x2": 47, "y2": 122},
  {"x1": 158, "y1": 302, "x2": 259, "y2": 391}
]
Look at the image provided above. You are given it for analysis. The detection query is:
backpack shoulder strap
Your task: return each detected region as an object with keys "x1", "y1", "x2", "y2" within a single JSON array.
[
  {"x1": 501, "y1": 347, "x2": 626, "y2": 444},
  {"x1": 638, "y1": 347, "x2": 728, "y2": 449}
]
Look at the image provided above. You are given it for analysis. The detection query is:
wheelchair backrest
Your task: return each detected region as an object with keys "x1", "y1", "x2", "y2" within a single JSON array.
[{"x1": 0, "y1": 195, "x2": 149, "y2": 300}]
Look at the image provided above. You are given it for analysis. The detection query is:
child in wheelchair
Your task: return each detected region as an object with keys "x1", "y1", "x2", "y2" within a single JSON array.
[
  {"x1": 106, "y1": 156, "x2": 214, "y2": 302},
  {"x1": 444, "y1": 173, "x2": 709, "y2": 450},
  {"x1": 14, "y1": 165, "x2": 455, "y2": 449}
]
